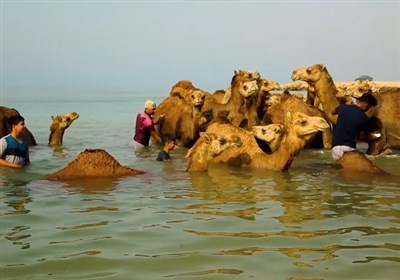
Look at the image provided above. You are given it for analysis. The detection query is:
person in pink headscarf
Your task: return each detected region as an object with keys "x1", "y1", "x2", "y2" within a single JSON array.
[{"x1": 131, "y1": 100, "x2": 163, "y2": 148}]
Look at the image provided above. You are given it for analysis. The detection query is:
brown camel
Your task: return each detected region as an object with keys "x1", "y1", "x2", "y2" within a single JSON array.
[
  {"x1": 186, "y1": 132, "x2": 243, "y2": 172},
  {"x1": 291, "y1": 63, "x2": 400, "y2": 155},
  {"x1": 255, "y1": 78, "x2": 281, "y2": 121},
  {"x1": 0, "y1": 106, "x2": 37, "y2": 146},
  {"x1": 46, "y1": 149, "x2": 145, "y2": 180},
  {"x1": 263, "y1": 90, "x2": 333, "y2": 149},
  {"x1": 337, "y1": 151, "x2": 391, "y2": 176},
  {"x1": 200, "y1": 70, "x2": 260, "y2": 125},
  {"x1": 153, "y1": 88, "x2": 207, "y2": 147},
  {"x1": 203, "y1": 112, "x2": 329, "y2": 171},
  {"x1": 49, "y1": 112, "x2": 80, "y2": 146},
  {"x1": 232, "y1": 78, "x2": 281, "y2": 129}
]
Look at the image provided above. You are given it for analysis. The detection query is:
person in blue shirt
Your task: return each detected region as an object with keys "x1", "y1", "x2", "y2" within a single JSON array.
[
  {"x1": 0, "y1": 115, "x2": 30, "y2": 168},
  {"x1": 331, "y1": 93, "x2": 378, "y2": 161},
  {"x1": 156, "y1": 136, "x2": 176, "y2": 162}
]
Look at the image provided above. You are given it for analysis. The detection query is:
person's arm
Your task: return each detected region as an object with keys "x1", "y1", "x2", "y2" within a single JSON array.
[
  {"x1": 364, "y1": 106, "x2": 377, "y2": 119},
  {"x1": 332, "y1": 105, "x2": 340, "y2": 115},
  {"x1": 151, "y1": 130, "x2": 163, "y2": 145},
  {"x1": 0, "y1": 158, "x2": 22, "y2": 168}
]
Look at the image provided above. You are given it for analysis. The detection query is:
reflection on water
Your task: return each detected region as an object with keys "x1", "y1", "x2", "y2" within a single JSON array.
[{"x1": 1, "y1": 149, "x2": 399, "y2": 279}]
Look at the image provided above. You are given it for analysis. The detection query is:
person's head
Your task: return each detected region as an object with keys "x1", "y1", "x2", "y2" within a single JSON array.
[
  {"x1": 163, "y1": 136, "x2": 176, "y2": 151},
  {"x1": 339, "y1": 96, "x2": 354, "y2": 105},
  {"x1": 355, "y1": 92, "x2": 377, "y2": 111},
  {"x1": 8, "y1": 115, "x2": 26, "y2": 135},
  {"x1": 144, "y1": 100, "x2": 156, "y2": 115}
]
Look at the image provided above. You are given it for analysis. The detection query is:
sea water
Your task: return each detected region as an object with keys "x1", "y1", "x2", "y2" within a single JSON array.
[{"x1": 1, "y1": 90, "x2": 399, "y2": 279}]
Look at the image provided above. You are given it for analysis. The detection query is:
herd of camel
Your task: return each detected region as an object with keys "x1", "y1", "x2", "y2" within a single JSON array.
[{"x1": 1, "y1": 63, "x2": 399, "y2": 180}]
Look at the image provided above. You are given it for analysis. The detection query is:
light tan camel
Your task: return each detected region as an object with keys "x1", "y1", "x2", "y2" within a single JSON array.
[
  {"x1": 291, "y1": 63, "x2": 400, "y2": 155},
  {"x1": 200, "y1": 70, "x2": 259, "y2": 124},
  {"x1": 153, "y1": 88, "x2": 208, "y2": 147},
  {"x1": 46, "y1": 149, "x2": 145, "y2": 180},
  {"x1": 186, "y1": 132, "x2": 243, "y2": 172},
  {"x1": 49, "y1": 112, "x2": 80, "y2": 146},
  {"x1": 203, "y1": 112, "x2": 329, "y2": 171},
  {"x1": 0, "y1": 106, "x2": 37, "y2": 146},
  {"x1": 251, "y1": 124, "x2": 285, "y2": 152},
  {"x1": 263, "y1": 90, "x2": 332, "y2": 149}
]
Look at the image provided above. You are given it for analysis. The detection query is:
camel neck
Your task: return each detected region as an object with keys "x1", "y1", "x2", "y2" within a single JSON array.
[{"x1": 314, "y1": 76, "x2": 339, "y2": 124}]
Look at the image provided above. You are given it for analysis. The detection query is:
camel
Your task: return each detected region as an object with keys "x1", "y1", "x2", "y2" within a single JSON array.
[
  {"x1": 337, "y1": 151, "x2": 392, "y2": 176},
  {"x1": 49, "y1": 112, "x2": 80, "y2": 146},
  {"x1": 153, "y1": 88, "x2": 208, "y2": 147},
  {"x1": 200, "y1": 70, "x2": 260, "y2": 125},
  {"x1": 46, "y1": 149, "x2": 145, "y2": 180},
  {"x1": 0, "y1": 106, "x2": 37, "y2": 146},
  {"x1": 186, "y1": 132, "x2": 243, "y2": 172},
  {"x1": 204, "y1": 112, "x2": 329, "y2": 171},
  {"x1": 255, "y1": 78, "x2": 281, "y2": 121},
  {"x1": 232, "y1": 78, "x2": 281, "y2": 129},
  {"x1": 291, "y1": 63, "x2": 400, "y2": 155},
  {"x1": 263, "y1": 90, "x2": 333, "y2": 149},
  {"x1": 251, "y1": 124, "x2": 285, "y2": 152}
]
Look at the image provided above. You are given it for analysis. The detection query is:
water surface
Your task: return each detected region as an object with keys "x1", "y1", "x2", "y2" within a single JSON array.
[{"x1": 1, "y1": 90, "x2": 399, "y2": 279}]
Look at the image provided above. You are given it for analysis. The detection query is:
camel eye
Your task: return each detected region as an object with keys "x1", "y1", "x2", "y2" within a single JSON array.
[
  {"x1": 219, "y1": 139, "x2": 227, "y2": 145},
  {"x1": 66, "y1": 117, "x2": 71, "y2": 122},
  {"x1": 300, "y1": 120, "x2": 308, "y2": 126},
  {"x1": 306, "y1": 69, "x2": 311, "y2": 74},
  {"x1": 261, "y1": 129, "x2": 266, "y2": 134},
  {"x1": 243, "y1": 85, "x2": 248, "y2": 91}
]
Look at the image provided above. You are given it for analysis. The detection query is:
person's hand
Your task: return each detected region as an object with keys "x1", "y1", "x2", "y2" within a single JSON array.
[{"x1": 370, "y1": 132, "x2": 381, "y2": 141}]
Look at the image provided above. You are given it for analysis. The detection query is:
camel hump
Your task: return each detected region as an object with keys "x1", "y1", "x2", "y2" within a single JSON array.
[{"x1": 46, "y1": 149, "x2": 145, "y2": 181}]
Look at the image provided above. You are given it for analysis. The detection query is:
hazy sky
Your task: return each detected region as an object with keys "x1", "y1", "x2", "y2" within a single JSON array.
[{"x1": 1, "y1": 0, "x2": 399, "y2": 94}]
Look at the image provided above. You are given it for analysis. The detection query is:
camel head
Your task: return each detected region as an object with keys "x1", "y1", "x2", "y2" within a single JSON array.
[
  {"x1": 200, "y1": 132, "x2": 243, "y2": 160},
  {"x1": 234, "y1": 69, "x2": 261, "y2": 81},
  {"x1": 265, "y1": 93, "x2": 282, "y2": 107},
  {"x1": 346, "y1": 80, "x2": 373, "y2": 98},
  {"x1": 186, "y1": 132, "x2": 243, "y2": 172},
  {"x1": 231, "y1": 76, "x2": 259, "y2": 100},
  {"x1": 291, "y1": 64, "x2": 327, "y2": 85},
  {"x1": 251, "y1": 124, "x2": 284, "y2": 152},
  {"x1": 50, "y1": 112, "x2": 79, "y2": 130},
  {"x1": 258, "y1": 78, "x2": 280, "y2": 95},
  {"x1": 49, "y1": 112, "x2": 79, "y2": 146},
  {"x1": 285, "y1": 111, "x2": 329, "y2": 138},
  {"x1": 190, "y1": 89, "x2": 206, "y2": 109}
]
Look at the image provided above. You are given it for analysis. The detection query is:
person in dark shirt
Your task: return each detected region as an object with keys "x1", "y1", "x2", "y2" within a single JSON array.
[
  {"x1": 156, "y1": 137, "x2": 176, "y2": 161},
  {"x1": 331, "y1": 93, "x2": 379, "y2": 161}
]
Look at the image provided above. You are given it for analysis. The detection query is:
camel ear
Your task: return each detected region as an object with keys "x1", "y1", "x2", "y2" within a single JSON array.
[{"x1": 51, "y1": 115, "x2": 56, "y2": 121}]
